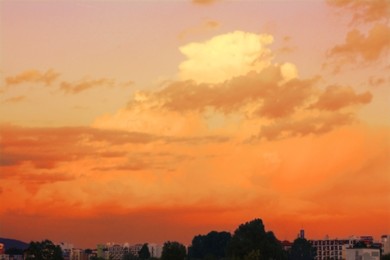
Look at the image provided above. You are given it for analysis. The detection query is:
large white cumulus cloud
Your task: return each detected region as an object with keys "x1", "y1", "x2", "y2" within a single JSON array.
[{"x1": 178, "y1": 31, "x2": 275, "y2": 84}]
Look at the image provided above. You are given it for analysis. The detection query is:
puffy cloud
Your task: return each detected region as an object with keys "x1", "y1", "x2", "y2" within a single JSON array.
[
  {"x1": 92, "y1": 31, "x2": 373, "y2": 142},
  {"x1": 178, "y1": 31, "x2": 274, "y2": 83},
  {"x1": 60, "y1": 78, "x2": 115, "y2": 94},
  {"x1": 310, "y1": 85, "x2": 372, "y2": 111},
  {"x1": 328, "y1": 24, "x2": 390, "y2": 63},
  {"x1": 159, "y1": 66, "x2": 306, "y2": 117},
  {"x1": 5, "y1": 69, "x2": 60, "y2": 86}
]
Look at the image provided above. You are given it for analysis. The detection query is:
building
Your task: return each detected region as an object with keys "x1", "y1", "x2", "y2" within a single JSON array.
[
  {"x1": 96, "y1": 244, "x2": 109, "y2": 259},
  {"x1": 58, "y1": 242, "x2": 74, "y2": 260},
  {"x1": 382, "y1": 235, "x2": 390, "y2": 255},
  {"x1": 148, "y1": 243, "x2": 163, "y2": 258},
  {"x1": 107, "y1": 244, "x2": 130, "y2": 260},
  {"x1": 345, "y1": 248, "x2": 380, "y2": 260},
  {"x1": 310, "y1": 239, "x2": 346, "y2": 260}
]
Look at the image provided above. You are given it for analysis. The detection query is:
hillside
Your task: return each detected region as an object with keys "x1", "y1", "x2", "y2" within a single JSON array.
[{"x1": 0, "y1": 238, "x2": 29, "y2": 250}]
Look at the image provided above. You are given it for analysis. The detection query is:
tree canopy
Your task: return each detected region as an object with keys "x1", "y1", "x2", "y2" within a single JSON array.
[
  {"x1": 227, "y1": 218, "x2": 285, "y2": 260},
  {"x1": 288, "y1": 238, "x2": 315, "y2": 260},
  {"x1": 161, "y1": 241, "x2": 186, "y2": 260},
  {"x1": 138, "y1": 243, "x2": 151, "y2": 259},
  {"x1": 24, "y1": 239, "x2": 64, "y2": 260},
  {"x1": 189, "y1": 231, "x2": 231, "y2": 259}
]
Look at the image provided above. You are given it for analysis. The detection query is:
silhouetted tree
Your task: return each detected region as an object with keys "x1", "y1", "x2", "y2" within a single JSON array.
[
  {"x1": 227, "y1": 218, "x2": 286, "y2": 260},
  {"x1": 161, "y1": 241, "x2": 186, "y2": 260},
  {"x1": 138, "y1": 243, "x2": 151, "y2": 259},
  {"x1": 288, "y1": 238, "x2": 315, "y2": 260},
  {"x1": 24, "y1": 239, "x2": 63, "y2": 260},
  {"x1": 189, "y1": 231, "x2": 231, "y2": 259},
  {"x1": 5, "y1": 247, "x2": 24, "y2": 255}
]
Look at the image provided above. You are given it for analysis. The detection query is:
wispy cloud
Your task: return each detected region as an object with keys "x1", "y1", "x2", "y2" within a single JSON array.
[
  {"x1": 5, "y1": 69, "x2": 60, "y2": 86},
  {"x1": 2, "y1": 95, "x2": 27, "y2": 104},
  {"x1": 192, "y1": 0, "x2": 219, "y2": 6},
  {"x1": 59, "y1": 78, "x2": 115, "y2": 94},
  {"x1": 178, "y1": 19, "x2": 221, "y2": 40}
]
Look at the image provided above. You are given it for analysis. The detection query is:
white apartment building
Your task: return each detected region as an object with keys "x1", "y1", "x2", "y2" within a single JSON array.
[{"x1": 345, "y1": 248, "x2": 380, "y2": 260}]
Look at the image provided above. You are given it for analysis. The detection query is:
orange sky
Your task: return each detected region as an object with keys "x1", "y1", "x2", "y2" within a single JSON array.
[{"x1": 0, "y1": 0, "x2": 389, "y2": 248}]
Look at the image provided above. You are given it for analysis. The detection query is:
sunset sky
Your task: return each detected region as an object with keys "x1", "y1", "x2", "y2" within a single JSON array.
[{"x1": 1, "y1": 0, "x2": 389, "y2": 248}]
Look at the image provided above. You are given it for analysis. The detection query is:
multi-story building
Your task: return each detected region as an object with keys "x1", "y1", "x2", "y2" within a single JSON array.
[
  {"x1": 148, "y1": 243, "x2": 163, "y2": 258},
  {"x1": 128, "y1": 243, "x2": 143, "y2": 256},
  {"x1": 345, "y1": 248, "x2": 380, "y2": 260},
  {"x1": 107, "y1": 244, "x2": 130, "y2": 260},
  {"x1": 310, "y1": 239, "x2": 346, "y2": 260},
  {"x1": 70, "y1": 248, "x2": 89, "y2": 260},
  {"x1": 382, "y1": 235, "x2": 390, "y2": 255}
]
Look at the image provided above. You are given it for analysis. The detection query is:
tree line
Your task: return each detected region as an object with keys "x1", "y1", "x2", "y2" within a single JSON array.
[{"x1": 19, "y1": 218, "x2": 390, "y2": 260}]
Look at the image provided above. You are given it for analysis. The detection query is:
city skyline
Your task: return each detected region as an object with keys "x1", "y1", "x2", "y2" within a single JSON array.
[{"x1": 1, "y1": 0, "x2": 389, "y2": 249}]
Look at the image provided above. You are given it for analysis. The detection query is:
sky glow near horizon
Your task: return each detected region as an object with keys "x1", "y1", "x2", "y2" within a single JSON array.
[{"x1": 0, "y1": 0, "x2": 390, "y2": 248}]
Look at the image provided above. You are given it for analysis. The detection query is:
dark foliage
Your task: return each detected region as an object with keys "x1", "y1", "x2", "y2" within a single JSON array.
[
  {"x1": 5, "y1": 247, "x2": 24, "y2": 255},
  {"x1": 24, "y1": 239, "x2": 64, "y2": 260},
  {"x1": 288, "y1": 238, "x2": 315, "y2": 260},
  {"x1": 161, "y1": 241, "x2": 187, "y2": 260},
  {"x1": 189, "y1": 231, "x2": 231, "y2": 259},
  {"x1": 138, "y1": 243, "x2": 151, "y2": 259},
  {"x1": 226, "y1": 218, "x2": 286, "y2": 260}
]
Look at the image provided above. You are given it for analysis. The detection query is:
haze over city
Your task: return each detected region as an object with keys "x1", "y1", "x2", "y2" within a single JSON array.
[{"x1": 0, "y1": 0, "x2": 389, "y2": 249}]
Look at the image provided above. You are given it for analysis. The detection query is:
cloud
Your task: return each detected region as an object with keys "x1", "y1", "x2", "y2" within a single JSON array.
[
  {"x1": 59, "y1": 78, "x2": 115, "y2": 94},
  {"x1": 178, "y1": 19, "x2": 221, "y2": 40},
  {"x1": 5, "y1": 69, "x2": 60, "y2": 86},
  {"x1": 178, "y1": 31, "x2": 275, "y2": 83},
  {"x1": 159, "y1": 68, "x2": 310, "y2": 119},
  {"x1": 2, "y1": 95, "x2": 27, "y2": 104},
  {"x1": 327, "y1": 0, "x2": 390, "y2": 24},
  {"x1": 368, "y1": 76, "x2": 387, "y2": 87},
  {"x1": 328, "y1": 23, "x2": 390, "y2": 63},
  {"x1": 310, "y1": 85, "x2": 372, "y2": 111},
  {"x1": 91, "y1": 31, "x2": 373, "y2": 142},
  {"x1": 192, "y1": 0, "x2": 219, "y2": 5},
  {"x1": 2, "y1": 125, "x2": 389, "y2": 247},
  {"x1": 259, "y1": 113, "x2": 354, "y2": 140}
]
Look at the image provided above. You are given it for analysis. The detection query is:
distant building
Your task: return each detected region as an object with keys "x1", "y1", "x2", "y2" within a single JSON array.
[
  {"x1": 148, "y1": 243, "x2": 163, "y2": 258},
  {"x1": 360, "y1": 236, "x2": 374, "y2": 247},
  {"x1": 128, "y1": 243, "x2": 143, "y2": 256},
  {"x1": 58, "y1": 242, "x2": 74, "y2": 260},
  {"x1": 310, "y1": 239, "x2": 346, "y2": 260},
  {"x1": 382, "y1": 235, "x2": 390, "y2": 255},
  {"x1": 299, "y1": 229, "x2": 305, "y2": 239},
  {"x1": 345, "y1": 248, "x2": 380, "y2": 260},
  {"x1": 96, "y1": 244, "x2": 109, "y2": 259},
  {"x1": 70, "y1": 248, "x2": 89, "y2": 260}
]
